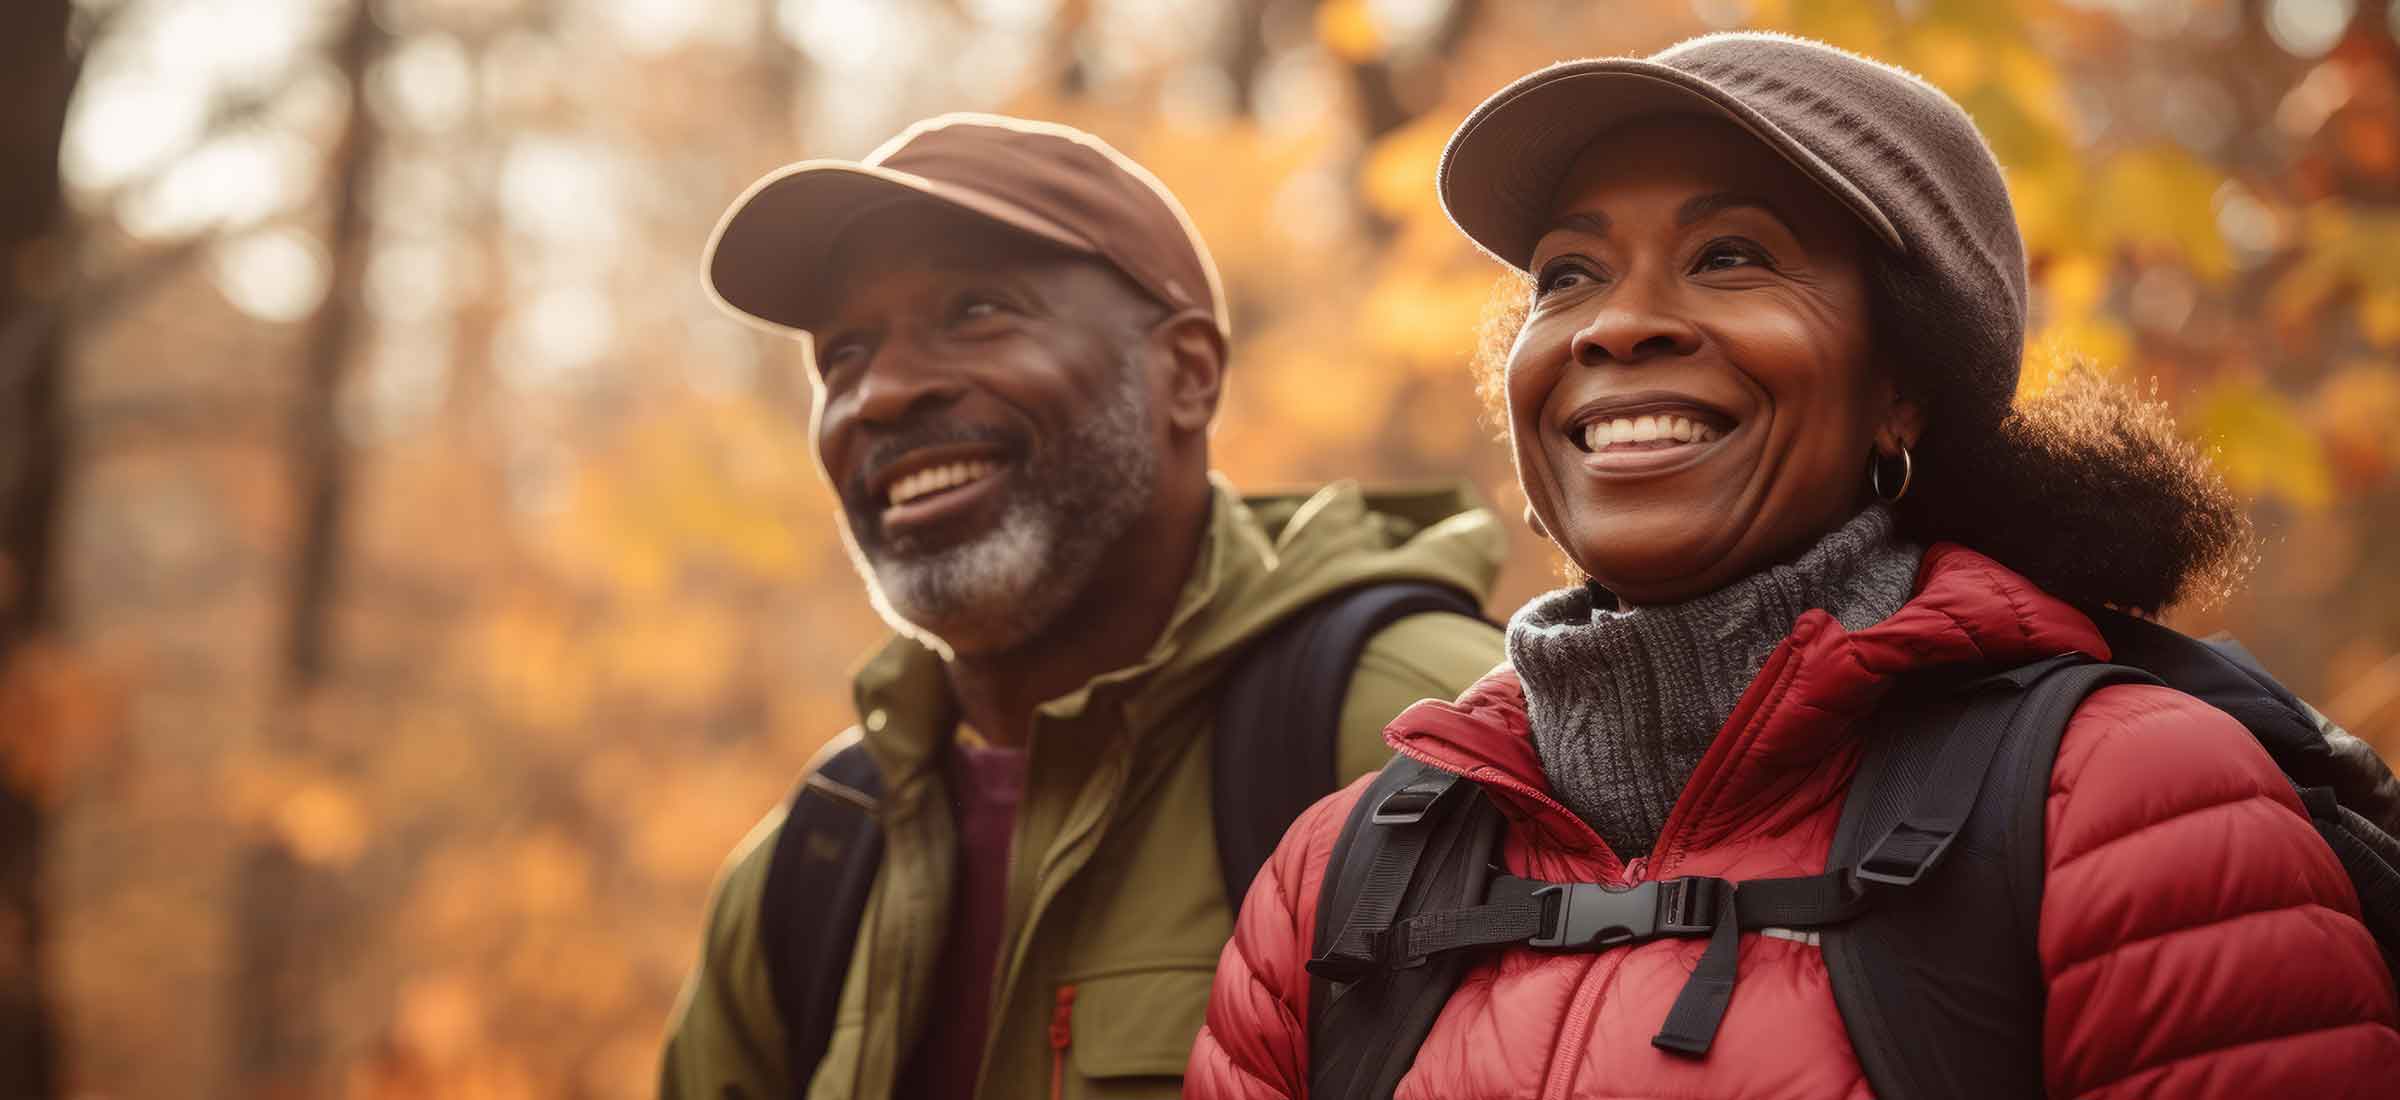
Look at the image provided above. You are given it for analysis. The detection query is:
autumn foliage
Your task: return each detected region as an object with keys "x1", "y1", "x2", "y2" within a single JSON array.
[{"x1": 3, "y1": 1, "x2": 2398, "y2": 1097}]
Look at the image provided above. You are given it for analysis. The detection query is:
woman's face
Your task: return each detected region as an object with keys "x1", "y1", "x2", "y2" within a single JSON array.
[{"x1": 1506, "y1": 115, "x2": 1915, "y2": 604}]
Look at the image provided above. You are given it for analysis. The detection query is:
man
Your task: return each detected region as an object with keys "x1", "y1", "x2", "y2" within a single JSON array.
[{"x1": 660, "y1": 113, "x2": 1505, "y2": 1100}]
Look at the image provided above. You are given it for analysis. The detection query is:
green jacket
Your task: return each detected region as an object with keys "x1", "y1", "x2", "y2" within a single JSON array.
[{"x1": 659, "y1": 476, "x2": 1507, "y2": 1100}]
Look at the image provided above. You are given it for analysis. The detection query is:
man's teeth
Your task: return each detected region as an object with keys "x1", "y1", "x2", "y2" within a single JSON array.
[
  {"x1": 886, "y1": 460, "x2": 999, "y2": 507},
  {"x1": 1585, "y1": 415, "x2": 1721, "y2": 452}
]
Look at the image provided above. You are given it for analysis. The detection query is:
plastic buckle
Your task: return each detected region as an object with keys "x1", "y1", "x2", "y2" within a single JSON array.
[
  {"x1": 1854, "y1": 820, "x2": 1957, "y2": 887},
  {"x1": 1529, "y1": 881, "x2": 1662, "y2": 950},
  {"x1": 1371, "y1": 783, "x2": 1446, "y2": 825},
  {"x1": 1654, "y1": 877, "x2": 1720, "y2": 935}
]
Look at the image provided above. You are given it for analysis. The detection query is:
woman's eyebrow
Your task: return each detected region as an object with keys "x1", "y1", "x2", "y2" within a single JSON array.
[
  {"x1": 1546, "y1": 210, "x2": 1612, "y2": 239},
  {"x1": 1677, "y1": 191, "x2": 1790, "y2": 227}
]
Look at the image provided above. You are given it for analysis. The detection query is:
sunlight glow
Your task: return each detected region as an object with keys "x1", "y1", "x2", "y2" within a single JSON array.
[
  {"x1": 2267, "y1": 0, "x2": 2356, "y2": 57},
  {"x1": 777, "y1": 0, "x2": 912, "y2": 69},
  {"x1": 117, "y1": 130, "x2": 318, "y2": 239},
  {"x1": 376, "y1": 34, "x2": 476, "y2": 134},
  {"x1": 62, "y1": 71, "x2": 211, "y2": 192},
  {"x1": 964, "y1": 0, "x2": 1062, "y2": 30},
  {"x1": 499, "y1": 285, "x2": 615, "y2": 389},
  {"x1": 498, "y1": 137, "x2": 623, "y2": 256},
  {"x1": 599, "y1": 0, "x2": 709, "y2": 53},
  {"x1": 211, "y1": 227, "x2": 331, "y2": 323}
]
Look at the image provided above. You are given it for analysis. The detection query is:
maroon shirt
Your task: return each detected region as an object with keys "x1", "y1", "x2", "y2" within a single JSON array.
[{"x1": 902, "y1": 736, "x2": 1027, "y2": 1099}]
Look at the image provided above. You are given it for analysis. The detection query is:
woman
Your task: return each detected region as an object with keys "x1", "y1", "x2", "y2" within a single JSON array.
[{"x1": 1188, "y1": 32, "x2": 2400, "y2": 1099}]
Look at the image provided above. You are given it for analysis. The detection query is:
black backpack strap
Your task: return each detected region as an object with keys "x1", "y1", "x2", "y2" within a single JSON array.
[
  {"x1": 1824, "y1": 656, "x2": 2159, "y2": 1099},
  {"x1": 1213, "y1": 580, "x2": 1486, "y2": 909},
  {"x1": 758, "y1": 737, "x2": 886, "y2": 1098},
  {"x1": 1306, "y1": 757, "x2": 1506, "y2": 1100}
]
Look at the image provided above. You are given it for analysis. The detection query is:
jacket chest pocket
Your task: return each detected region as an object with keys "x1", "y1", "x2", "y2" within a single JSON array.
[{"x1": 1047, "y1": 965, "x2": 1215, "y2": 1100}]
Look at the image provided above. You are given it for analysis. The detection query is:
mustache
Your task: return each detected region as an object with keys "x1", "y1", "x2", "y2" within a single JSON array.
[{"x1": 843, "y1": 419, "x2": 1028, "y2": 507}]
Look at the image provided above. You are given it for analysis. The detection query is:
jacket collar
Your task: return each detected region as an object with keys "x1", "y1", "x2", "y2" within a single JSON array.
[
  {"x1": 1385, "y1": 543, "x2": 2112, "y2": 857},
  {"x1": 849, "y1": 476, "x2": 1273, "y2": 786}
]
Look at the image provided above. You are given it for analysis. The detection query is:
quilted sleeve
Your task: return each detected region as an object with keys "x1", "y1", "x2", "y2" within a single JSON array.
[
  {"x1": 2040, "y1": 683, "x2": 2400, "y2": 1098},
  {"x1": 1186, "y1": 777, "x2": 1368, "y2": 1100}
]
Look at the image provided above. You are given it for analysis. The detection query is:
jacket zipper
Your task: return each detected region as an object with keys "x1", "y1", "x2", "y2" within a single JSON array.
[{"x1": 1048, "y1": 984, "x2": 1078, "y2": 1100}]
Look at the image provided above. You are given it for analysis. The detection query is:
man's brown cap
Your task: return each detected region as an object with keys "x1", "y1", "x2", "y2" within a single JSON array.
[
  {"x1": 1439, "y1": 32, "x2": 2029, "y2": 420},
  {"x1": 704, "y1": 113, "x2": 1229, "y2": 340}
]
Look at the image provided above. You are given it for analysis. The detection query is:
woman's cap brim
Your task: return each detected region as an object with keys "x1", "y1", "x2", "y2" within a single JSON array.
[{"x1": 1436, "y1": 59, "x2": 1908, "y2": 271}]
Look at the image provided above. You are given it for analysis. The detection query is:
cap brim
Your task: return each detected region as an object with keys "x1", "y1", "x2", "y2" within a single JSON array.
[
  {"x1": 1437, "y1": 59, "x2": 1907, "y2": 271},
  {"x1": 702, "y1": 162, "x2": 1098, "y2": 334}
]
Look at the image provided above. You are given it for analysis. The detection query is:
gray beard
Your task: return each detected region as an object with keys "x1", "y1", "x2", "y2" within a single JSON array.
[{"x1": 840, "y1": 359, "x2": 1160, "y2": 659}]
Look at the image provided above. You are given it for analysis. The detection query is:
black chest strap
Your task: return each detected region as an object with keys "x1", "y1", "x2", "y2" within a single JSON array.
[{"x1": 1307, "y1": 656, "x2": 2095, "y2": 1058}]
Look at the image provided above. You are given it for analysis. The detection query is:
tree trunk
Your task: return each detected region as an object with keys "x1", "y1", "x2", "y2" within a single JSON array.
[
  {"x1": 232, "y1": 0, "x2": 382, "y2": 1093},
  {"x1": 0, "y1": 0, "x2": 81, "y2": 1093}
]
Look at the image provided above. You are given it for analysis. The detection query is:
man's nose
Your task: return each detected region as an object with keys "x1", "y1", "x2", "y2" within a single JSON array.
[
  {"x1": 846, "y1": 340, "x2": 967, "y2": 426},
  {"x1": 1570, "y1": 280, "x2": 1703, "y2": 367}
]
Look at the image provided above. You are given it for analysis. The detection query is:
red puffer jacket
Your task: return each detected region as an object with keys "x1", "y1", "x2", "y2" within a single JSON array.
[{"x1": 1190, "y1": 544, "x2": 2400, "y2": 1099}]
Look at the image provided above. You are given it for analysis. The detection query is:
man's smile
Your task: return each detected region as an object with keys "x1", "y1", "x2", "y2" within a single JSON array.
[{"x1": 855, "y1": 438, "x2": 1024, "y2": 548}]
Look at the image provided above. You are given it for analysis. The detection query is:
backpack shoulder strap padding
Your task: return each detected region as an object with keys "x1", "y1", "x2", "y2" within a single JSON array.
[
  {"x1": 1306, "y1": 756, "x2": 1506, "y2": 1100},
  {"x1": 1824, "y1": 657, "x2": 2158, "y2": 1100},
  {"x1": 759, "y1": 734, "x2": 886, "y2": 1098},
  {"x1": 1213, "y1": 580, "x2": 1487, "y2": 910}
]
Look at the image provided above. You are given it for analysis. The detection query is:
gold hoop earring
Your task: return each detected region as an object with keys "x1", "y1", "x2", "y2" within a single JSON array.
[
  {"x1": 1871, "y1": 445, "x2": 1913, "y2": 504},
  {"x1": 1523, "y1": 503, "x2": 1549, "y2": 541}
]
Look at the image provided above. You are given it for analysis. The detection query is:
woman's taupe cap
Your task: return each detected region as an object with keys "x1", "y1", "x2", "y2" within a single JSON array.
[
  {"x1": 705, "y1": 113, "x2": 1229, "y2": 341},
  {"x1": 1439, "y1": 32, "x2": 2030, "y2": 417}
]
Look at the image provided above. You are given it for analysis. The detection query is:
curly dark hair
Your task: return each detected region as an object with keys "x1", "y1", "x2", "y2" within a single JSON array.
[{"x1": 1469, "y1": 254, "x2": 2257, "y2": 613}]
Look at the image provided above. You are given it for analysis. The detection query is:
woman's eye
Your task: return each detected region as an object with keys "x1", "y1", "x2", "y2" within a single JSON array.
[
  {"x1": 1535, "y1": 264, "x2": 1596, "y2": 296},
  {"x1": 1695, "y1": 240, "x2": 1768, "y2": 273}
]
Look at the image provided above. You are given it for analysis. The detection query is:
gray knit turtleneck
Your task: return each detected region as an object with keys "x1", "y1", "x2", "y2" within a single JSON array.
[{"x1": 1505, "y1": 506, "x2": 1924, "y2": 859}]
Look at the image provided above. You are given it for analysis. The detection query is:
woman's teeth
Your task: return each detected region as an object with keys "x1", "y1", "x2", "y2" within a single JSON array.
[
  {"x1": 1583, "y1": 415, "x2": 1721, "y2": 452},
  {"x1": 886, "y1": 460, "x2": 999, "y2": 507}
]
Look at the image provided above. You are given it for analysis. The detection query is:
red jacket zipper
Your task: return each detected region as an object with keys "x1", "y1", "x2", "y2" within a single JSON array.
[{"x1": 1048, "y1": 983, "x2": 1078, "y2": 1100}]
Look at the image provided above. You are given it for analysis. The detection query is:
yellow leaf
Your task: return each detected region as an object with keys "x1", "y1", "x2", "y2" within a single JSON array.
[
  {"x1": 2093, "y1": 148, "x2": 2233, "y2": 280},
  {"x1": 1909, "y1": 27, "x2": 1988, "y2": 92},
  {"x1": 1316, "y1": 0, "x2": 1382, "y2": 63},
  {"x1": 1360, "y1": 117, "x2": 1450, "y2": 220},
  {"x1": 2190, "y1": 381, "x2": 2335, "y2": 511},
  {"x1": 274, "y1": 779, "x2": 370, "y2": 868},
  {"x1": 2361, "y1": 290, "x2": 2400, "y2": 348},
  {"x1": 2043, "y1": 254, "x2": 2109, "y2": 318},
  {"x1": 2317, "y1": 361, "x2": 2400, "y2": 478},
  {"x1": 512, "y1": 830, "x2": 592, "y2": 917},
  {"x1": 2025, "y1": 314, "x2": 2130, "y2": 395}
]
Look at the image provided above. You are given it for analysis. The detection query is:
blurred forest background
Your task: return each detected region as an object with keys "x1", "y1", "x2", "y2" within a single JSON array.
[{"x1": 2, "y1": 0, "x2": 2398, "y2": 1096}]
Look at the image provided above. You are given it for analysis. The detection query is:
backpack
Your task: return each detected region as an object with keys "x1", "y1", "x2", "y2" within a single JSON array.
[
  {"x1": 755, "y1": 580, "x2": 1487, "y2": 1095},
  {"x1": 1302, "y1": 607, "x2": 2400, "y2": 1099}
]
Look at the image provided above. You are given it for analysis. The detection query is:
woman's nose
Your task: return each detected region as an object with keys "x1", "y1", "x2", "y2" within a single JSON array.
[{"x1": 1570, "y1": 283, "x2": 1703, "y2": 367}]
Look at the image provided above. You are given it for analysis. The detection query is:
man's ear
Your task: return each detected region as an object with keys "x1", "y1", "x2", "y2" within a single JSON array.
[{"x1": 1157, "y1": 310, "x2": 1227, "y2": 433}]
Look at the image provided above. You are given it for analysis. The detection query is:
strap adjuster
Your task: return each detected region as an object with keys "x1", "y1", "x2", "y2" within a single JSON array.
[
  {"x1": 1304, "y1": 947, "x2": 1380, "y2": 984},
  {"x1": 1854, "y1": 820, "x2": 1957, "y2": 886},
  {"x1": 1528, "y1": 878, "x2": 1719, "y2": 950},
  {"x1": 1370, "y1": 782, "x2": 1448, "y2": 825}
]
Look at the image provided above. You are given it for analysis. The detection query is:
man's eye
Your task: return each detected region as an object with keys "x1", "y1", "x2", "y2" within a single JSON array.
[
  {"x1": 953, "y1": 297, "x2": 1006, "y2": 324},
  {"x1": 817, "y1": 341, "x2": 865, "y2": 378}
]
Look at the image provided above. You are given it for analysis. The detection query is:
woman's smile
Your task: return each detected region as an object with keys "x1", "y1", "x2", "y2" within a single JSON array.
[{"x1": 1560, "y1": 392, "x2": 1740, "y2": 476}]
